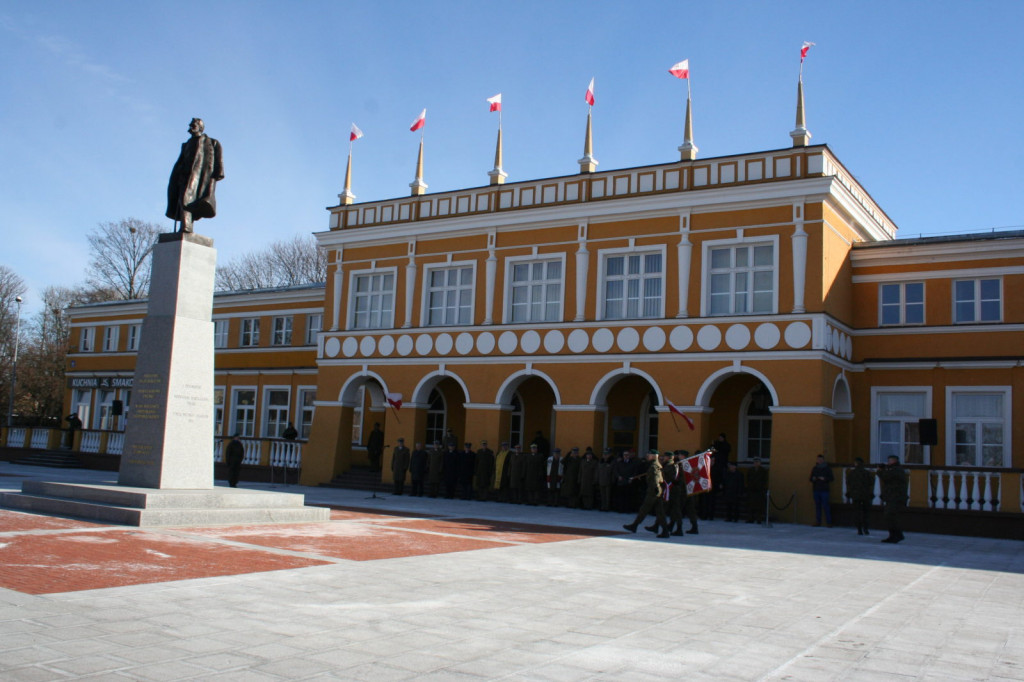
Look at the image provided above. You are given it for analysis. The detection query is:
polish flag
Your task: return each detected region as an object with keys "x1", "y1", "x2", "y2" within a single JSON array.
[
  {"x1": 682, "y1": 449, "x2": 713, "y2": 495},
  {"x1": 487, "y1": 93, "x2": 502, "y2": 112},
  {"x1": 349, "y1": 123, "x2": 363, "y2": 142},
  {"x1": 800, "y1": 41, "x2": 815, "y2": 62},
  {"x1": 409, "y1": 109, "x2": 426, "y2": 132},
  {"x1": 585, "y1": 77, "x2": 595, "y2": 106},
  {"x1": 668, "y1": 59, "x2": 690, "y2": 79},
  {"x1": 386, "y1": 393, "x2": 403, "y2": 411},
  {"x1": 667, "y1": 401, "x2": 695, "y2": 430}
]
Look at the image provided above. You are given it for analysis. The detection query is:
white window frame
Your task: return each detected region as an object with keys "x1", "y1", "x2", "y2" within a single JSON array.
[
  {"x1": 230, "y1": 387, "x2": 257, "y2": 438},
  {"x1": 271, "y1": 316, "x2": 293, "y2": 346},
  {"x1": 213, "y1": 386, "x2": 225, "y2": 437},
  {"x1": 422, "y1": 261, "x2": 476, "y2": 327},
  {"x1": 597, "y1": 245, "x2": 667, "y2": 321},
  {"x1": 213, "y1": 319, "x2": 229, "y2": 348},
  {"x1": 879, "y1": 282, "x2": 925, "y2": 326},
  {"x1": 239, "y1": 318, "x2": 260, "y2": 347},
  {"x1": 79, "y1": 327, "x2": 95, "y2": 352},
  {"x1": 305, "y1": 313, "x2": 322, "y2": 346},
  {"x1": 502, "y1": 254, "x2": 566, "y2": 324},
  {"x1": 102, "y1": 326, "x2": 120, "y2": 352},
  {"x1": 945, "y1": 386, "x2": 1011, "y2": 468},
  {"x1": 700, "y1": 236, "x2": 779, "y2": 317},
  {"x1": 870, "y1": 387, "x2": 931, "y2": 465},
  {"x1": 262, "y1": 386, "x2": 291, "y2": 438},
  {"x1": 348, "y1": 267, "x2": 397, "y2": 330},
  {"x1": 126, "y1": 324, "x2": 141, "y2": 351},
  {"x1": 297, "y1": 386, "x2": 316, "y2": 440},
  {"x1": 953, "y1": 277, "x2": 1002, "y2": 324},
  {"x1": 72, "y1": 389, "x2": 92, "y2": 425},
  {"x1": 94, "y1": 389, "x2": 116, "y2": 430}
]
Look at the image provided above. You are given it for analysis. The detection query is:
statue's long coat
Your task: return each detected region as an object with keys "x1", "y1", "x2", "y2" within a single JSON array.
[{"x1": 166, "y1": 134, "x2": 224, "y2": 222}]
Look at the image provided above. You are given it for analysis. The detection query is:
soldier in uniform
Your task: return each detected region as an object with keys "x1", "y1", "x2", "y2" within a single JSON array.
[
  {"x1": 390, "y1": 437, "x2": 411, "y2": 495},
  {"x1": 877, "y1": 455, "x2": 908, "y2": 543},
  {"x1": 443, "y1": 443, "x2": 460, "y2": 499},
  {"x1": 474, "y1": 440, "x2": 495, "y2": 501},
  {"x1": 366, "y1": 423, "x2": 384, "y2": 472},
  {"x1": 597, "y1": 448, "x2": 615, "y2": 511},
  {"x1": 578, "y1": 448, "x2": 599, "y2": 510},
  {"x1": 409, "y1": 441, "x2": 429, "y2": 497},
  {"x1": 545, "y1": 448, "x2": 563, "y2": 506},
  {"x1": 846, "y1": 457, "x2": 874, "y2": 535},
  {"x1": 623, "y1": 450, "x2": 670, "y2": 538},
  {"x1": 427, "y1": 440, "x2": 444, "y2": 498},
  {"x1": 508, "y1": 444, "x2": 527, "y2": 504},
  {"x1": 560, "y1": 447, "x2": 582, "y2": 508},
  {"x1": 458, "y1": 443, "x2": 476, "y2": 500},
  {"x1": 524, "y1": 443, "x2": 546, "y2": 505},
  {"x1": 494, "y1": 441, "x2": 512, "y2": 502}
]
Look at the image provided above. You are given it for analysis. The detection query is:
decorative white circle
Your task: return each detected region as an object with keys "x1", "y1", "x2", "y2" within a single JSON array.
[
  {"x1": 544, "y1": 330, "x2": 565, "y2": 353},
  {"x1": 669, "y1": 326, "x2": 693, "y2": 351},
  {"x1": 697, "y1": 325, "x2": 722, "y2": 350},
  {"x1": 359, "y1": 336, "x2": 376, "y2": 356},
  {"x1": 617, "y1": 327, "x2": 640, "y2": 352},
  {"x1": 342, "y1": 337, "x2": 359, "y2": 357},
  {"x1": 476, "y1": 332, "x2": 496, "y2": 354},
  {"x1": 832, "y1": 331, "x2": 842, "y2": 355},
  {"x1": 377, "y1": 335, "x2": 395, "y2": 356},
  {"x1": 725, "y1": 324, "x2": 751, "y2": 350},
  {"x1": 568, "y1": 329, "x2": 590, "y2": 353},
  {"x1": 754, "y1": 323, "x2": 780, "y2": 349},
  {"x1": 592, "y1": 328, "x2": 614, "y2": 353},
  {"x1": 415, "y1": 334, "x2": 434, "y2": 355},
  {"x1": 844, "y1": 335, "x2": 853, "y2": 360},
  {"x1": 520, "y1": 330, "x2": 541, "y2": 354},
  {"x1": 434, "y1": 333, "x2": 454, "y2": 356},
  {"x1": 396, "y1": 334, "x2": 414, "y2": 356},
  {"x1": 784, "y1": 321, "x2": 812, "y2": 348},
  {"x1": 498, "y1": 331, "x2": 518, "y2": 354},
  {"x1": 456, "y1": 332, "x2": 475, "y2": 355},
  {"x1": 643, "y1": 327, "x2": 666, "y2": 351},
  {"x1": 324, "y1": 337, "x2": 341, "y2": 358}
]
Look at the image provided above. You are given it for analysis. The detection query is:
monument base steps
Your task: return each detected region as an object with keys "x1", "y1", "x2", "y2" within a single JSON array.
[{"x1": 1, "y1": 481, "x2": 330, "y2": 527}]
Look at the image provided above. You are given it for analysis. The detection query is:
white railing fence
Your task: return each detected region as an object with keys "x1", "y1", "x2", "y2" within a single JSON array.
[
  {"x1": 29, "y1": 428, "x2": 52, "y2": 449},
  {"x1": 269, "y1": 440, "x2": 302, "y2": 469},
  {"x1": 106, "y1": 432, "x2": 125, "y2": 456},
  {"x1": 6, "y1": 427, "x2": 27, "y2": 448},
  {"x1": 79, "y1": 431, "x2": 102, "y2": 454}
]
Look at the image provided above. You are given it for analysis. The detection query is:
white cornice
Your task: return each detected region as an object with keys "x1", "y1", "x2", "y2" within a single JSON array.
[
  {"x1": 852, "y1": 239, "x2": 1024, "y2": 266},
  {"x1": 852, "y1": 266, "x2": 1024, "y2": 283},
  {"x1": 855, "y1": 323, "x2": 1024, "y2": 336}
]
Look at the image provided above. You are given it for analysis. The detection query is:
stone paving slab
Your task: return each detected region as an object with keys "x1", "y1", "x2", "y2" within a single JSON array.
[{"x1": 1, "y1": 462, "x2": 1022, "y2": 680}]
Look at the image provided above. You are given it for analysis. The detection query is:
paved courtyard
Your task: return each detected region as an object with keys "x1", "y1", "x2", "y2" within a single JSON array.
[{"x1": 1, "y1": 462, "x2": 1022, "y2": 681}]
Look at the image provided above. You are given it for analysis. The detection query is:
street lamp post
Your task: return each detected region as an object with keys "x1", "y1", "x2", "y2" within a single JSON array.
[{"x1": 7, "y1": 295, "x2": 23, "y2": 428}]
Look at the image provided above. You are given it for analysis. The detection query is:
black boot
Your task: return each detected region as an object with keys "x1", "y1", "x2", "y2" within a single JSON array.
[
  {"x1": 657, "y1": 531, "x2": 671, "y2": 538},
  {"x1": 623, "y1": 524, "x2": 637, "y2": 533}
]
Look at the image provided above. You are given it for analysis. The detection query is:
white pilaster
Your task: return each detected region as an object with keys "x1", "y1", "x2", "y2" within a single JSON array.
[
  {"x1": 791, "y1": 204, "x2": 807, "y2": 314},
  {"x1": 676, "y1": 211, "x2": 692, "y2": 318},
  {"x1": 574, "y1": 223, "x2": 589, "y2": 322}
]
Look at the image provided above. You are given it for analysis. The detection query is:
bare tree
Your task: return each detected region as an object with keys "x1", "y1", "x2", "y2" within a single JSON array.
[
  {"x1": 0, "y1": 265, "x2": 28, "y2": 422},
  {"x1": 216, "y1": 234, "x2": 327, "y2": 291},
  {"x1": 15, "y1": 286, "x2": 80, "y2": 423},
  {"x1": 85, "y1": 218, "x2": 162, "y2": 300}
]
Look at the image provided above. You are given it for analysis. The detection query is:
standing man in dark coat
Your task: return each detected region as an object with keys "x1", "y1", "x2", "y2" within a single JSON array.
[
  {"x1": 474, "y1": 440, "x2": 495, "y2": 501},
  {"x1": 877, "y1": 456, "x2": 909, "y2": 543},
  {"x1": 809, "y1": 454, "x2": 835, "y2": 527},
  {"x1": 391, "y1": 437, "x2": 411, "y2": 495},
  {"x1": 597, "y1": 448, "x2": 615, "y2": 511},
  {"x1": 579, "y1": 449, "x2": 599, "y2": 510},
  {"x1": 508, "y1": 445, "x2": 527, "y2": 504},
  {"x1": 443, "y1": 443, "x2": 460, "y2": 499},
  {"x1": 166, "y1": 118, "x2": 224, "y2": 233},
  {"x1": 366, "y1": 423, "x2": 384, "y2": 472},
  {"x1": 225, "y1": 433, "x2": 244, "y2": 488},
  {"x1": 545, "y1": 448, "x2": 563, "y2": 506},
  {"x1": 560, "y1": 447, "x2": 582, "y2": 508},
  {"x1": 409, "y1": 441, "x2": 429, "y2": 497},
  {"x1": 524, "y1": 443, "x2": 546, "y2": 505},
  {"x1": 458, "y1": 442, "x2": 476, "y2": 500},
  {"x1": 427, "y1": 440, "x2": 445, "y2": 498},
  {"x1": 722, "y1": 462, "x2": 745, "y2": 522},
  {"x1": 846, "y1": 457, "x2": 875, "y2": 535}
]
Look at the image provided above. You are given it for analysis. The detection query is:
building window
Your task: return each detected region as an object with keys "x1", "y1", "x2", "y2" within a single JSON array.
[
  {"x1": 95, "y1": 389, "x2": 115, "y2": 430},
  {"x1": 271, "y1": 316, "x2": 293, "y2": 346},
  {"x1": 213, "y1": 320, "x2": 228, "y2": 348},
  {"x1": 240, "y1": 318, "x2": 260, "y2": 347},
  {"x1": 79, "y1": 327, "x2": 94, "y2": 352},
  {"x1": 350, "y1": 272, "x2": 395, "y2": 330},
  {"x1": 879, "y1": 282, "x2": 924, "y2": 326},
  {"x1": 72, "y1": 389, "x2": 91, "y2": 426},
  {"x1": 508, "y1": 393, "x2": 523, "y2": 447},
  {"x1": 706, "y1": 242, "x2": 775, "y2": 316},
  {"x1": 425, "y1": 266, "x2": 474, "y2": 326},
  {"x1": 305, "y1": 314, "x2": 322, "y2": 345},
  {"x1": 744, "y1": 385, "x2": 773, "y2": 460},
  {"x1": 351, "y1": 386, "x2": 365, "y2": 445},
  {"x1": 298, "y1": 388, "x2": 316, "y2": 439},
  {"x1": 263, "y1": 388, "x2": 290, "y2": 437},
  {"x1": 102, "y1": 326, "x2": 119, "y2": 352},
  {"x1": 949, "y1": 388, "x2": 1010, "y2": 467},
  {"x1": 872, "y1": 389, "x2": 928, "y2": 464},
  {"x1": 507, "y1": 258, "x2": 563, "y2": 323},
  {"x1": 953, "y1": 278, "x2": 1001, "y2": 323},
  {"x1": 213, "y1": 387, "x2": 225, "y2": 437},
  {"x1": 127, "y1": 324, "x2": 141, "y2": 351},
  {"x1": 231, "y1": 388, "x2": 256, "y2": 437},
  {"x1": 601, "y1": 251, "x2": 663, "y2": 320},
  {"x1": 425, "y1": 389, "x2": 446, "y2": 446}
]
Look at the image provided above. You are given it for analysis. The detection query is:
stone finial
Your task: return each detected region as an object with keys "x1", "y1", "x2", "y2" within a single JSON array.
[
  {"x1": 790, "y1": 77, "x2": 812, "y2": 147},
  {"x1": 488, "y1": 126, "x2": 507, "y2": 185},
  {"x1": 339, "y1": 152, "x2": 356, "y2": 205},
  {"x1": 410, "y1": 137, "x2": 428, "y2": 196},
  {"x1": 678, "y1": 92, "x2": 698, "y2": 161}
]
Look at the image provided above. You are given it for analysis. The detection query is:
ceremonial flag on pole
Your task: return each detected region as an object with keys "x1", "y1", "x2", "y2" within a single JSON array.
[
  {"x1": 409, "y1": 109, "x2": 426, "y2": 132},
  {"x1": 682, "y1": 449, "x2": 713, "y2": 495},
  {"x1": 487, "y1": 93, "x2": 502, "y2": 112},
  {"x1": 349, "y1": 123, "x2": 363, "y2": 142},
  {"x1": 386, "y1": 393, "x2": 403, "y2": 411},
  {"x1": 667, "y1": 402, "x2": 695, "y2": 431},
  {"x1": 585, "y1": 77, "x2": 595, "y2": 106},
  {"x1": 668, "y1": 59, "x2": 690, "y2": 79},
  {"x1": 800, "y1": 41, "x2": 815, "y2": 62}
]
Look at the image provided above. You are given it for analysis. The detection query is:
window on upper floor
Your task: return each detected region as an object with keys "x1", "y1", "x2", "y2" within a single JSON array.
[
  {"x1": 213, "y1": 319, "x2": 228, "y2": 348},
  {"x1": 126, "y1": 324, "x2": 141, "y2": 351},
  {"x1": 271, "y1": 316, "x2": 293, "y2": 346},
  {"x1": 506, "y1": 258, "x2": 563, "y2": 323},
  {"x1": 425, "y1": 265, "x2": 474, "y2": 326},
  {"x1": 706, "y1": 242, "x2": 775, "y2": 316},
  {"x1": 879, "y1": 282, "x2": 925, "y2": 326},
  {"x1": 350, "y1": 272, "x2": 395, "y2": 330},
  {"x1": 949, "y1": 387, "x2": 1010, "y2": 468},
  {"x1": 102, "y1": 326, "x2": 119, "y2": 352},
  {"x1": 305, "y1": 314, "x2": 322, "y2": 345},
  {"x1": 953, "y1": 278, "x2": 1000, "y2": 324},
  {"x1": 871, "y1": 389, "x2": 928, "y2": 465},
  {"x1": 240, "y1": 318, "x2": 260, "y2": 347},
  {"x1": 79, "y1": 327, "x2": 95, "y2": 352},
  {"x1": 601, "y1": 251, "x2": 664, "y2": 320}
]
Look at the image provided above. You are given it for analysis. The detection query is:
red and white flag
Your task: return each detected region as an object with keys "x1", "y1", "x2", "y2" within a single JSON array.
[
  {"x1": 585, "y1": 77, "x2": 595, "y2": 106},
  {"x1": 800, "y1": 41, "x2": 815, "y2": 62},
  {"x1": 486, "y1": 93, "x2": 502, "y2": 112},
  {"x1": 667, "y1": 401, "x2": 695, "y2": 431},
  {"x1": 386, "y1": 392, "x2": 403, "y2": 411},
  {"x1": 668, "y1": 59, "x2": 690, "y2": 79},
  {"x1": 682, "y1": 449, "x2": 713, "y2": 495},
  {"x1": 349, "y1": 123, "x2": 363, "y2": 142},
  {"x1": 409, "y1": 109, "x2": 426, "y2": 132}
]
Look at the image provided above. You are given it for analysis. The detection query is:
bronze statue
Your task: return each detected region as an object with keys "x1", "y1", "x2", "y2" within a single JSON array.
[{"x1": 166, "y1": 118, "x2": 224, "y2": 233}]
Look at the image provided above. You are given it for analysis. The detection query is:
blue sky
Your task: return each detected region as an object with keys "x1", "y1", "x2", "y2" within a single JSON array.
[{"x1": 2, "y1": 1, "x2": 1022, "y2": 314}]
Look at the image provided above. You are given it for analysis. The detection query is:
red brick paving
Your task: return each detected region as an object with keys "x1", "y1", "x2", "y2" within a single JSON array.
[{"x1": 0, "y1": 509, "x2": 104, "y2": 532}]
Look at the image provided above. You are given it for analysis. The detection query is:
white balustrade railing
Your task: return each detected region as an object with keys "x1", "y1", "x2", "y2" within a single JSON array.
[
  {"x1": 269, "y1": 440, "x2": 302, "y2": 469},
  {"x1": 29, "y1": 428, "x2": 52, "y2": 449},
  {"x1": 6, "y1": 427, "x2": 27, "y2": 448},
  {"x1": 242, "y1": 439, "x2": 261, "y2": 465},
  {"x1": 79, "y1": 431, "x2": 102, "y2": 454},
  {"x1": 106, "y1": 431, "x2": 125, "y2": 455},
  {"x1": 928, "y1": 469, "x2": 1001, "y2": 512}
]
